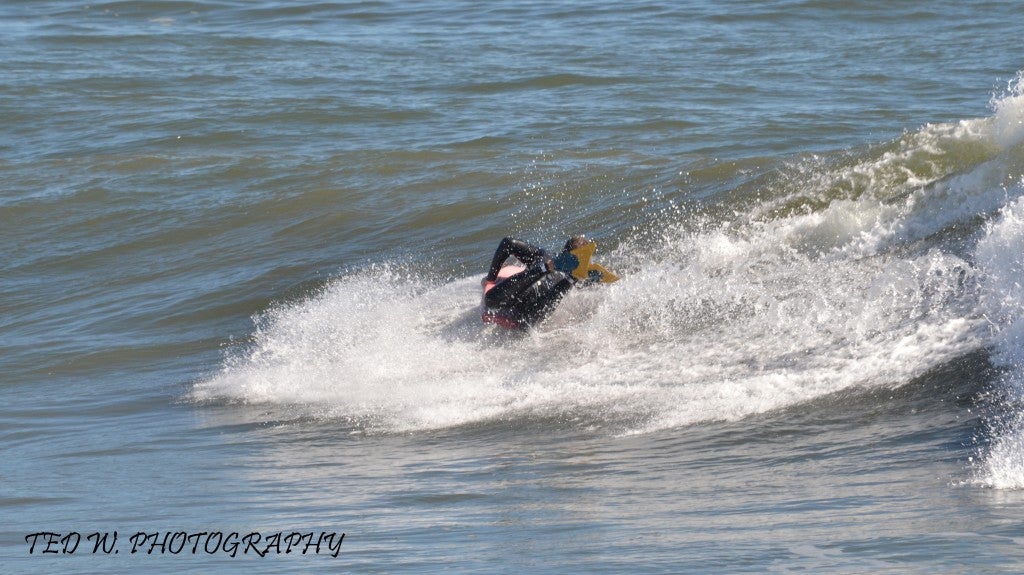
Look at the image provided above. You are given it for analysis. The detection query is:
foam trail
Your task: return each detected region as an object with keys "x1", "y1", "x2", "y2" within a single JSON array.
[{"x1": 193, "y1": 267, "x2": 531, "y2": 432}]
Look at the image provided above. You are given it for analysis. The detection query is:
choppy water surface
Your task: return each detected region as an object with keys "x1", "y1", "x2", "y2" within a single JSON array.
[{"x1": 5, "y1": 1, "x2": 1024, "y2": 573}]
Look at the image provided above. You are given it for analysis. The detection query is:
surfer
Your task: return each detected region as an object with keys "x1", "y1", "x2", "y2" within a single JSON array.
[{"x1": 481, "y1": 236, "x2": 619, "y2": 328}]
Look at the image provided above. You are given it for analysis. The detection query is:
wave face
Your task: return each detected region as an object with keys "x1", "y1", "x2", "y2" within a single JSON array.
[{"x1": 195, "y1": 75, "x2": 1024, "y2": 475}]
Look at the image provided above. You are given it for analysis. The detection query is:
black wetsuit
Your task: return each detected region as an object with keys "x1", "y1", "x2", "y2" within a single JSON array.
[{"x1": 484, "y1": 237, "x2": 575, "y2": 327}]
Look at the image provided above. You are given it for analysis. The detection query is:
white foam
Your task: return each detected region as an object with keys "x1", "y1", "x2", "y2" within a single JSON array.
[
  {"x1": 964, "y1": 74, "x2": 1024, "y2": 489},
  {"x1": 973, "y1": 192, "x2": 1024, "y2": 488},
  {"x1": 194, "y1": 268, "x2": 530, "y2": 432}
]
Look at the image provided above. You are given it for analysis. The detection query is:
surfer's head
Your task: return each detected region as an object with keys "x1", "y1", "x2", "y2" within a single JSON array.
[{"x1": 563, "y1": 235, "x2": 589, "y2": 253}]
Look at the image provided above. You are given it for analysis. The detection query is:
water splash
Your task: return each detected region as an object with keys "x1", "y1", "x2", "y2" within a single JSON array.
[
  {"x1": 973, "y1": 193, "x2": 1024, "y2": 489},
  {"x1": 195, "y1": 76, "x2": 1024, "y2": 447},
  {"x1": 965, "y1": 73, "x2": 1024, "y2": 489},
  {"x1": 991, "y1": 71, "x2": 1024, "y2": 150}
]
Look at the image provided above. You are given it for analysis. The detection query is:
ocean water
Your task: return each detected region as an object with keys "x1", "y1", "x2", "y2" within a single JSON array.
[{"x1": 4, "y1": 0, "x2": 1024, "y2": 572}]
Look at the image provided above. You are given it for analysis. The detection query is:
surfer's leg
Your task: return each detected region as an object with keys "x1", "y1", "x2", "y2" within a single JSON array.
[{"x1": 486, "y1": 237, "x2": 545, "y2": 281}]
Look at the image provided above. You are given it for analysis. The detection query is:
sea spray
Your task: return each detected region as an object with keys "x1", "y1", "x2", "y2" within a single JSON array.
[
  {"x1": 196, "y1": 146, "x2": 992, "y2": 437},
  {"x1": 974, "y1": 193, "x2": 1024, "y2": 489},
  {"x1": 990, "y1": 71, "x2": 1024, "y2": 151}
]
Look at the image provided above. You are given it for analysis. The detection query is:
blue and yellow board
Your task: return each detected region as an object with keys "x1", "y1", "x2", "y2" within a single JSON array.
[{"x1": 554, "y1": 240, "x2": 620, "y2": 284}]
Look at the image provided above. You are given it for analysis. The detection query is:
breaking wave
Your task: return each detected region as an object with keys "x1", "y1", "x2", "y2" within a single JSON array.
[{"x1": 194, "y1": 74, "x2": 1024, "y2": 487}]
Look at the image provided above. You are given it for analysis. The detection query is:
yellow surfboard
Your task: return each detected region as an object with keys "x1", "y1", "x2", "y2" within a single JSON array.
[{"x1": 556, "y1": 241, "x2": 620, "y2": 283}]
